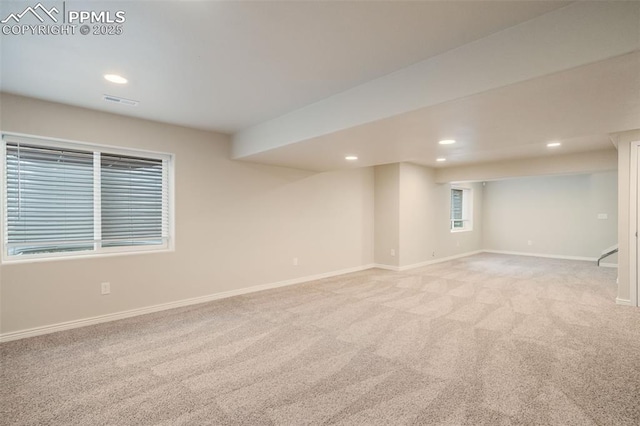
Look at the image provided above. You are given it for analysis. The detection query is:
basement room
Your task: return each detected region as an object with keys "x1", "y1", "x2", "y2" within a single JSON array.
[{"x1": 1, "y1": 1, "x2": 639, "y2": 425}]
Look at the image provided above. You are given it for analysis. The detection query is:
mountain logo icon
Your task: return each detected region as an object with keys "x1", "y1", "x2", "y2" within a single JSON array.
[{"x1": 1, "y1": 2, "x2": 59, "y2": 24}]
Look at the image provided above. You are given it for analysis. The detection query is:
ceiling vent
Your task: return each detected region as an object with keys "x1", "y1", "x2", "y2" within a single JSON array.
[{"x1": 103, "y1": 94, "x2": 139, "y2": 106}]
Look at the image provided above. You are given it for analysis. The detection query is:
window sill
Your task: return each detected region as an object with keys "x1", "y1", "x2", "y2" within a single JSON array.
[
  {"x1": 450, "y1": 228, "x2": 473, "y2": 233},
  {"x1": 1, "y1": 246, "x2": 174, "y2": 265}
]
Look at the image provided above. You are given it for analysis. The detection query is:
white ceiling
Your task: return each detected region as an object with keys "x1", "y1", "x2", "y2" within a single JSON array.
[
  {"x1": 2, "y1": 1, "x2": 638, "y2": 173},
  {"x1": 1, "y1": 1, "x2": 568, "y2": 133}
]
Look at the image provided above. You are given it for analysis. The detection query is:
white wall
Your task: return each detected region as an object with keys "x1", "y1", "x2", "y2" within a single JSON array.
[
  {"x1": 374, "y1": 164, "x2": 400, "y2": 267},
  {"x1": 398, "y1": 163, "x2": 436, "y2": 267},
  {"x1": 482, "y1": 172, "x2": 618, "y2": 261},
  {"x1": 434, "y1": 181, "x2": 484, "y2": 262},
  {"x1": 613, "y1": 129, "x2": 640, "y2": 305},
  {"x1": 373, "y1": 162, "x2": 483, "y2": 269},
  {"x1": 399, "y1": 163, "x2": 484, "y2": 267},
  {"x1": 0, "y1": 94, "x2": 375, "y2": 335}
]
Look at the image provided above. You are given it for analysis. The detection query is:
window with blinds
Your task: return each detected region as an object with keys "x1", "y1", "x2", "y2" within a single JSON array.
[
  {"x1": 5, "y1": 143, "x2": 95, "y2": 256},
  {"x1": 451, "y1": 188, "x2": 464, "y2": 229},
  {"x1": 2, "y1": 135, "x2": 172, "y2": 261},
  {"x1": 101, "y1": 154, "x2": 167, "y2": 248},
  {"x1": 450, "y1": 186, "x2": 472, "y2": 231}
]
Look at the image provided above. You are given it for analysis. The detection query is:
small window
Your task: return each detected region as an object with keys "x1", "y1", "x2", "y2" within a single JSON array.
[
  {"x1": 2, "y1": 134, "x2": 173, "y2": 261},
  {"x1": 450, "y1": 186, "x2": 473, "y2": 232}
]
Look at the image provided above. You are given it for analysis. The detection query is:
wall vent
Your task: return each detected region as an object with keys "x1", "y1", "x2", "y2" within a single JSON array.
[{"x1": 103, "y1": 95, "x2": 139, "y2": 106}]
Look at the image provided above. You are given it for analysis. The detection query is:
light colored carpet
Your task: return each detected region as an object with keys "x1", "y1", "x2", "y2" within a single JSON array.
[{"x1": 2, "y1": 253, "x2": 640, "y2": 425}]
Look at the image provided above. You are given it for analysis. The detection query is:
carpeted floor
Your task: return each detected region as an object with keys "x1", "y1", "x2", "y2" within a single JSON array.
[{"x1": 2, "y1": 253, "x2": 640, "y2": 425}]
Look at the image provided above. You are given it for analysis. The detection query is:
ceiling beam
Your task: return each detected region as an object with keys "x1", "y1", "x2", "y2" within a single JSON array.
[{"x1": 232, "y1": 1, "x2": 640, "y2": 160}]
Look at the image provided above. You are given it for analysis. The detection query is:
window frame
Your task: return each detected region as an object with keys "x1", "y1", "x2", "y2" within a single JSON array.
[
  {"x1": 1, "y1": 132, "x2": 175, "y2": 264},
  {"x1": 450, "y1": 185, "x2": 473, "y2": 233}
]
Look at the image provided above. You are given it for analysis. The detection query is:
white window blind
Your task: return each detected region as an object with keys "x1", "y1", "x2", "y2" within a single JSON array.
[
  {"x1": 2, "y1": 135, "x2": 172, "y2": 261},
  {"x1": 451, "y1": 188, "x2": 464, "y2": 229},
  {"x1": 450, "y1": 186, "x2": 472, "y2": 231},
  {"x1": 5, "y1": 142, "x2": 95, "y2": 256},
  {"x1": 101, "y1": 154, "x2": 168, "y2": 248}
]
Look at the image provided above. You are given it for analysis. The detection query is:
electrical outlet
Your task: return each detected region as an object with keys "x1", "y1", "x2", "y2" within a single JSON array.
[
  {"x1": 101, "y1": 282, "x2": 110, "y2": 295},
  {"x1": 292, "y1": 257, "x2": 298, "y2": 266},
  {"x1": 527, "y1": 240, "x2": 533, "y2": 246},
  {"x1": 597, "y1": 213, "x2": 608, "y2": 220},
  {"x1": 432, "y1": 251, "x2": 435, "y2": 257},
  {"x1": 390, "y1": 249, "x2": 396, "y2": 257}
]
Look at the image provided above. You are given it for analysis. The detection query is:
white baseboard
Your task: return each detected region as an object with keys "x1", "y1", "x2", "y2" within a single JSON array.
[
  {"x1": 616, "y1": 297, "x2": 634, "y2": 306},
  {"x1": 372, "y1": 263, "x2": 401, "y2": 271},
  {"x1": 398, "y1": 250, "x2": 484, "y2": 271},
  {"x1": 373, "y1": 250, "x2": 483, "y2": 272},
  {"x1": 482, "y1": 249, "x2": 618, "y2": 267},
  {"x1": 0, "y1": 263, "x2": 376, "y2": 343}
]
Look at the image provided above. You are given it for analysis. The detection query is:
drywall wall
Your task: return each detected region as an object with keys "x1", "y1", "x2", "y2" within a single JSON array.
[
  {"x1": 435, "y1": 149, "x2": 617, "y2": 183},
  {"x1": 433, "y1": 180, "x2": 484, "y2": 263},
  {"x1": 399, "y1": 163, "x2": 483, "y2": 267},
  {"x1": 482, "y1": 172, "x2": 618, "y2": 261},
  {"x1": 613, "y1": 129, "x2": 640, "y2": 305},
  {"x1": 374, "y1": 162, "x2": 483, "y2": 269},
  {"x1": 0, "y1": 93, "x2": 375, "y2": 334},
  {"x1": 398, "y1": 163, "x2": 437, "y2": 267},
  {"x1": 374, "y1": 164, "x2": 400, "y2": 267}
]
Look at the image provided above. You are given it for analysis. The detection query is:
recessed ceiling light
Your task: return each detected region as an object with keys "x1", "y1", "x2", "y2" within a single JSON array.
[
  {"x1": 104, "y1": 74, "x2": 128, "y2": 84},
  {"x1": 436, "y1": 158, "x2": 447, "y2": 162},
  {"x1": 547, "y1": 142, "x2": 561, "y2": 148},
  {"x1": 439, "y1": 139, "x2": 456, "y2": 145},
  {"x1": 345, "y1": 156, "x2": 358, "y2": 161}
]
